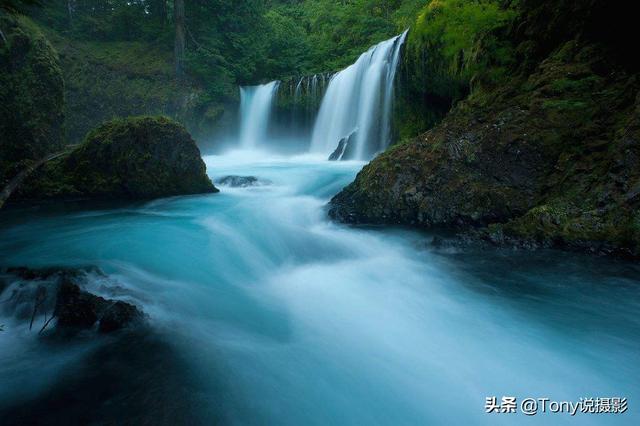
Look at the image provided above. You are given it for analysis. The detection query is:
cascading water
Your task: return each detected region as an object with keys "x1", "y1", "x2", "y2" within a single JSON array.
[
  {"x1": 238, "y1": 81, "x2": 280, "y2": 148},
  {"x1": 2, "y1": 155, "x2": 639, "y2": 424},
  {"x1": 235, "y1": 32, "x2": 406, "y2": 158},
  {"x1": 310, "y1": 31, "x2": 408, "y2": 160}
]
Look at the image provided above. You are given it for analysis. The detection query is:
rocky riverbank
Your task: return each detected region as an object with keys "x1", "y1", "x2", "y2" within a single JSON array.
[{"x1": 330, "y1": 0, "x2": 640, "y2": 258}]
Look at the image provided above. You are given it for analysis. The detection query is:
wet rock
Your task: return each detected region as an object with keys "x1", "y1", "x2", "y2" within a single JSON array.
[
  {"x1": 54, "y1": 279, "x2": 105, "y2": 329},
  {"x1": 430, "y1": 236, "x2": 445, "y2": 248},
  {"x1": 328, "y1": 139, "x2": 347, "y2": 161},
  {"x1": 0, "y1": 267, "x2": 144, "y2": 334},
  {"x1": 216, "y1": 175, "x2": 269, "y2": 187},
  {"x1": 99, "y1": 301, "x2": 144, "y2": 333},
  {"x1": 54, "y1": 278, "x2": 143, "y2": 333},
  {"x1": 328, "y1": 129, "x2": 358, "y2": 161}
]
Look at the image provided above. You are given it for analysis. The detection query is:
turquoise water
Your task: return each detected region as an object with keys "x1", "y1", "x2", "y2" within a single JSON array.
[{"x1": 0, "y1": 153, "x2": 638, "y2": 425}]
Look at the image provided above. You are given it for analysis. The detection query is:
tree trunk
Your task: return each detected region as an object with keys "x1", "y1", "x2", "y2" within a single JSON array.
[
  {"x1": 174, "y1": 0, "x2": 185, "y2": 78},
  {"x1": 161, "y1": 0, "x2": 168, "y2": 28},
  {"x1": 67, "y1": 0, "x2": 73, "y2": 26}
]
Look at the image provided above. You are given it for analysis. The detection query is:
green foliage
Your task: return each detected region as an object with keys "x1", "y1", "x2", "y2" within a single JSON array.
[
  {"x1": 549, "y1": 76, "x2": 602, "y2": 93},
  {"x1": 32, "y1": 1, "x2": 419, "y2": 84},
  {"x1": 541, "y1": 99, "x2": 588, "y2": 111},
  {"x1": 32, "y1": 0, "x2": 168, "y2": 41},
  {"x1": 18, "y1": 0, "x2": 522, "y2": 148},
  {"x1": 41, "y1": 28, "x2": 190, "y2": 144},
  {"x1": 0, "y1": 0, "x2": 40, "y2": 12},
  {"x1": 261, "y1": 7, "x2": 309, "y2": 77},
  {"x1": 413, "y1": 0, "x2": 514, "y2": 68},
  {"x1": 407, "y1": 0, "x2": 516, "y2": 93},
  {"x1": 392, "y1": 0, "x2": 519, "y2": 141},
  {"x1": 0, "y1": 11, "x2": 64, "y2": 185},
  {"x1": 298, "y1": 0, "x2": 400, "y2": 72}
]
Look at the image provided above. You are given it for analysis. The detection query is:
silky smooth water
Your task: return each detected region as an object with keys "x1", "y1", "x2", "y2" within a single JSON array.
[
  {"x1": 0, "y1": 153, "x2": 639, "y2": 425},
  {"x1": 239, "y1": 83, "x2": 280, "y2": 148},
  {"x1": 310, "y1": 31, "x2": 408, "y2": 159}
]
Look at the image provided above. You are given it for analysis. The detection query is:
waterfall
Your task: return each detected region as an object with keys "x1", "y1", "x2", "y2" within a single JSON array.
[
  {"x1": 235, "y1": 32, "x2": 406, "y2": 157},
  {"x1": 310, "y1": 31, "x2": 408, "y2": 160},
  {"x1": 294, "y1": 78, "x2": 304, "y2": 104},
  {"x1": 239, "y1": 81, "x2": 280, "y2": 148}
]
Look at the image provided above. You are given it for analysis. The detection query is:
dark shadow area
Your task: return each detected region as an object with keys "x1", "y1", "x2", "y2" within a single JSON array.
[{"x1": 0, "y1": 330, "x2": 228, "y2": 426}]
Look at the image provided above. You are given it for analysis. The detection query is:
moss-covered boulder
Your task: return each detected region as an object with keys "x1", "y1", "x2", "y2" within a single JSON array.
[
  {"x1": 0, "y1": 12, "x2": 65, "y2": 186},
  {"x1": 330, "y1": 1, "x2": 640, "y2": 258},
  {"x1": 16, "y1": 116, "x2": 218, "y2": 201}
]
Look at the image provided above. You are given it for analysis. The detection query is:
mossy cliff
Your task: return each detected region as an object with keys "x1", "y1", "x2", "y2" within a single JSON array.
[
  {"x1": 0, "y1": 12, "x2": 64, "y2": 186},
  {"x1": 15, "y1": 116, "x2": 217, "y2": 201},
  {"x1": 330, "y1": 0, "x2": 640, "y2": 258},
  {"x1": 37, "y1": 29, "x2": 225, "y2": 145}
]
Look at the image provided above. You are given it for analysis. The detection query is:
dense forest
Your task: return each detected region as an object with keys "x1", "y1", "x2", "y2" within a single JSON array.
[{"x1": 1, "y1": 0, "x2": 527, "y2": 148}]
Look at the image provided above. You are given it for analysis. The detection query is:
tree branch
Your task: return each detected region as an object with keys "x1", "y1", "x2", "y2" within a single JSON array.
[{"x1": 39, "y1": 313, "x2": 55, "y2": 335}]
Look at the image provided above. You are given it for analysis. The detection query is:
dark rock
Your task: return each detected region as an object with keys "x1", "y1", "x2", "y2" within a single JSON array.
[
  {"x1": 216, "y1": 175, "x2": 269, "y2": 187},
  {"x1": 430, "y1": 236, "x2": 444, "y2": 248},
  {"x1": 328, "y1": 129, "x2": 358, "y2": 161},
  {"x1": 0, "y1": 267, "x2": 144, "y2": 334},
  {"x1": 328, "y1": 139, "x2": 347, "y2": 161},
  {"x1": 16, "y1": 116, "x2": 218, "y2": 202},
  {"x1": 54, "y1": 279, "x2": 106, "y2": 329},
  {"x1": 341, "y1": 131, "x2": 358, "y2": 160},
  {"x1": 54, "y1": 277, "x2": 143, "y2": 333},
  {"x1": 99, "y1": 301, "x2": 144, "y2": 333}
]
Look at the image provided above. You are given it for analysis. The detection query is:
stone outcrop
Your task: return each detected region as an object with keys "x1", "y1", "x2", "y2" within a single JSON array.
[{"x1": 15, "y1": 116, "x2": 218, "y2": 201}]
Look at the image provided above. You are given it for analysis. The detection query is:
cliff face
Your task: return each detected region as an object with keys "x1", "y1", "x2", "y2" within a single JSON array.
[
  {"x1": 0, "y1": 12, "x2": 65, "y2": 186},
  {"x1": 39, "y1": 29, "x2": 224, "y2": 145},
  {"x1": 16, "y1": 116, "x2": 217, "y2": 201},
  {"x1": 330, "y1": 0, "x2": 640, "y2": 257}
]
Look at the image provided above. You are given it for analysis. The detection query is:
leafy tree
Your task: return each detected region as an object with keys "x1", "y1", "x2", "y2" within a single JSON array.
[
  {"x1": 413, "y1": 0, "x2": 515, "y2": 67},
  {"x1": 0, "y1": 0, "x2": 40, "y2": 12}
]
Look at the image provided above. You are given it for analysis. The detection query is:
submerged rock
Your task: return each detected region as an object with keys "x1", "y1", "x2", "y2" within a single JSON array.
[
  {"x1": 0, "y1": 267, "x2": 144, "y2": 334},
  {"x1": 55, "y1": 279, "x2": 105, "y2": 329},
  {"x1": 15, "y1": 116, "x2": 218, "y2": 202},
  {"x1": 98, "y1": 301, "x2": 144, "y2": 333},
  {"x1": 216, "y1": 175, "x2": 270, "y2": 187}
]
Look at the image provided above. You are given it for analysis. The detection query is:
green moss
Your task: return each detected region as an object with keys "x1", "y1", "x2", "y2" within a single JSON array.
[
  {"x1": 541, "y1": 99, "x2": 589, "y2": 110},
  {"x1": 17, "y1": 116, "x2": 217, "y2": 201},
  {"x1": 0, "y1": 11, "x2": 64, "y2": 185},
  {"x1": 549, "y1": 76, "x2": 602, "y2": 93}
]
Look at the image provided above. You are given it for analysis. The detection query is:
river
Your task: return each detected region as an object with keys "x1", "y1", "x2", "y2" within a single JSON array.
[{"x1": 0, "y1": 152, "x2": 638, "y2": 424}]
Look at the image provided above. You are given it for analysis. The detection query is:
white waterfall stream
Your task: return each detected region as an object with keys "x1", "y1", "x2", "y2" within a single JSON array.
[
  {"x1": 235, "y1": 31, "x2": 407, "y2": 159},
  {"x1": 310, "y1": 31, "x2": 408, "y2": 160},
  {"x1": 238, "y1": 81, "x2": 280, "y2": 148}
]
